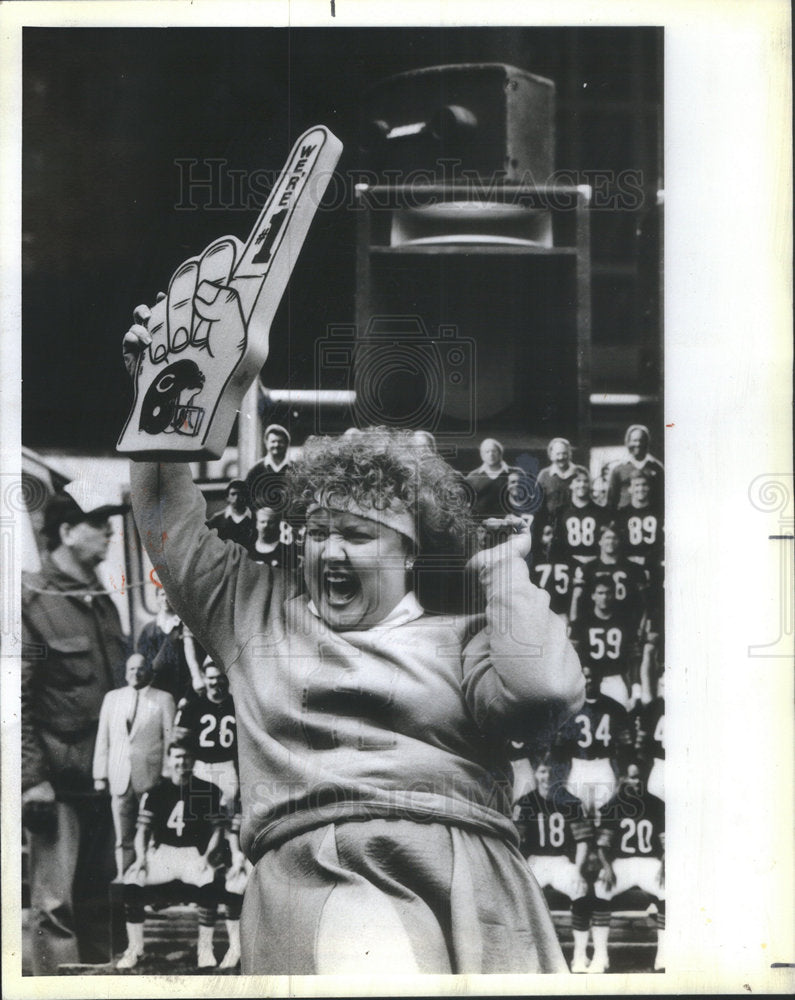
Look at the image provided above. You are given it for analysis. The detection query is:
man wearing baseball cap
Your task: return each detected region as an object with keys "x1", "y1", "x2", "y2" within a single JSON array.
[{"x1": 22, "y1": 486, "x2": 129, "y2": 973}]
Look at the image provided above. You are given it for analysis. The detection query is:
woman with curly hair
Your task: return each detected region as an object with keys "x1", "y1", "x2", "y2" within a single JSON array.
[{"x1": 125, "y1": 356, "x2": 584, "y2": 977}]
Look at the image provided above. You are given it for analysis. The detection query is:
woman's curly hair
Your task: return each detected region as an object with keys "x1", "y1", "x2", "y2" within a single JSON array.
[{"x1": 287, "y1": 427, "x2": 477, "y2": 559}]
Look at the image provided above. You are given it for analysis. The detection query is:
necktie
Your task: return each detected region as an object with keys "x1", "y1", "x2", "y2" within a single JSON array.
[{"x1": 127, "y1": 689, "x2": 139, "y2": 733}]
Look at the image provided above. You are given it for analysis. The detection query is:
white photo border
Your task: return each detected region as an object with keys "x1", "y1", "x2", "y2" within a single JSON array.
[{"x1": 1, "y1": 1, "x2": 792, "y2": 997}]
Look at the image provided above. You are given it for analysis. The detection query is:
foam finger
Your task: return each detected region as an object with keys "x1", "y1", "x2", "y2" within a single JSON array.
[
  {"x1": 133, "y1": 304, "x2": 151, "y2": 327},
  {"x1": 123, "y1": 324, "x2": 152, "y2": 348},
  {"x1": 167, "y1": 258, "x2": 199, "y2": 354},
  {"x1": 198, "y1": 237, "x2": 238, "y2": 285},
  {"x1": 231, "y1": 126, "x2": 342, "y2": 331},
  {"x1": 193, "y1": 238, "x2": 238, "y2": 347}
]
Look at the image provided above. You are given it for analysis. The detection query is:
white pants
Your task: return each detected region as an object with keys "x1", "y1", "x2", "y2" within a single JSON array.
[
  {"x1": 566, "y1": 757, "x2": 617, "y2": 817},
  {"x1": 600, "y1": 673, "x2": 632, "y2": 709},
  {"x1": 527, "y1": 855, "x2": 587, "y2": 900},
  {"x1": 225, "y1": 858, "x2": 253, "y2": 895},
  {"x1": 124, "y1": 843, "x2": 215, "y2": 887},
  {"x1": 595, "y1": 857, "x2": 664, "y2": 900}
]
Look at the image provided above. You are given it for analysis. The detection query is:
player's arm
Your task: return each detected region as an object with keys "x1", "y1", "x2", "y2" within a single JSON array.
[
  {"x1": 130, "y1": 826, "x2": 151, "y2": 876},
  {"x1": 226, "y1": 816, "x2": 246, "y2": 875},
  {"x1": 639, "y1": 635, "x2": 659, "y2": 704},
  {"x1": 633, "y1": 565, "x2": 650, "y2": 633},
  {"x1": 182, "y1": 626, "x2": 205, "y2": 694},
  {"x1": 550, "y1": 718, "x2": 574, "y2": 764},
  {"x1": 574, "y1": 837, "x2": 590, "y2": 878},
  {"x1": 568, "y1": 561, "x2": 587, "y2": 623},
  {"x1": 622, "y1": 625, "x2": 643, "y2": 697},
  {"x1": 606, "y1": 466, "x2": 621, "y2": 511},
  {"x1": 595, "y1": 821, "x2": 617, "y2": 888},
  {"x1": 511, "y1": 798, "x2": 531, "y2": 855},
  {"x1": 129, "y1": 797, "x2": 153, "y2": 875},
  {"x1": 172, "y1": 699, "x2": 197, "y2": 748},
  {"x1": 201, "y1": 826, "x2": 224, "y2": 871},
  {"x1": 614, "y1": 705, "x2": 634, "y2": 773},
  {"x1": 571, "y1": 804, "x2": 594, "y2": 877},
  {"x1": 160, "y1": 695, "x2": 177, "y2": 776},
  {"x1": 201, "y1": 805, "x2": 230, "y2": 872}
]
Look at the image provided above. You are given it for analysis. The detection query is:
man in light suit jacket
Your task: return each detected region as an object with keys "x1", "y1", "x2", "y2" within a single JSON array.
[{"x1": 93, "y1": 654, "x2": 176, "y2": 877}]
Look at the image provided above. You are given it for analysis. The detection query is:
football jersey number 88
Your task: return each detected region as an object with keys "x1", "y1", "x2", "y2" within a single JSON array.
[{"x1": 566, "y1": 516, "x2": 595, "y2": 547}]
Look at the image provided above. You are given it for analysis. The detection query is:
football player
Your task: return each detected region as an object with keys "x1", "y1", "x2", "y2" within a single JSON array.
[
  {"x1": 612, "y1": 472, "x2": 664, "y2": 570},
  {"x1": 529, "y1": 519, "x2": 574, "y2": 622},
  {"x1": 570, "y1": 524, "x2": 648, "y2": 633},
  {"x1": 513, "y1": 758, "x2": 594, "y2": 973},
  {"x1": 570, "y1": 577, "x2": 640, "y2": 709},
  {"x1": 215, "y1": 800, "x2": 248, "y2": 969},
  {"x1": 174, "y1": 661, "x2": 238, "y2": 811},
  {"x1": 592, "y1": 760, "x2": 665, "y2": 973},
  {"x1": 554, "y1": 469, "x2": 609, "y2": 565},
  {"x1": 555, "y1": 665, "x2": 631, "y2": 818},
  {"x1": 117, "y1": 740, "x2": 230, "y2": 970},
  {"x1": 633, "y1": 669, "x2": 665, "y2": 801}
]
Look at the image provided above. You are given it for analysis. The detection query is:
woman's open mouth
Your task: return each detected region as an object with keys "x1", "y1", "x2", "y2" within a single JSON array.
[{"x1": 323, "y1": 570, "x2": 359, "y2": 607}]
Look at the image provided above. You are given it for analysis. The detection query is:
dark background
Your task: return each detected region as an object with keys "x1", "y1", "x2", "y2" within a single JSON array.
[{"x1": 22, "y1": 26, "x2": 662, "y2": 454}]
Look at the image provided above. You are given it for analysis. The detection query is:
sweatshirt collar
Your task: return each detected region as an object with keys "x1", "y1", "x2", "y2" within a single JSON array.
[{"x1": 306, "y1": 590, "x2": 424, "y2": 629}]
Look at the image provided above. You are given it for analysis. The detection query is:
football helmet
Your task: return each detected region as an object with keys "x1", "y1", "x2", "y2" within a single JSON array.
[{"x1": 139, "y1": 359, "x2": 206, "y2": 437}]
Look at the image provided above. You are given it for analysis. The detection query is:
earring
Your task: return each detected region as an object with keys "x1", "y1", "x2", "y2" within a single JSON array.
[{"x1": 404, "y1": 557, "x2": 415, "y2": 571}]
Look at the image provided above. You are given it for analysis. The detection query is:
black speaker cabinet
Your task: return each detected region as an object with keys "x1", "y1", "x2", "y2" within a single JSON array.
[
  {"x1": 361, "y1": 63, "x2": 555, "y2": 183},
  {"x1": 348, "y1": 184, "x2": 593, "y2": 456}
]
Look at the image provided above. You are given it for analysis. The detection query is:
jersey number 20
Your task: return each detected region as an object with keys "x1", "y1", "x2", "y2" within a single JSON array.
[{"x1": 619, "y1": 816, "x2": 653, "y2": 854}]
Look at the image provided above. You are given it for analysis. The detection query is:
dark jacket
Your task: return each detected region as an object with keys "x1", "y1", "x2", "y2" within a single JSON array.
[{"x1": 21, "y1": 556, "x2": 127, "y2": 794}]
